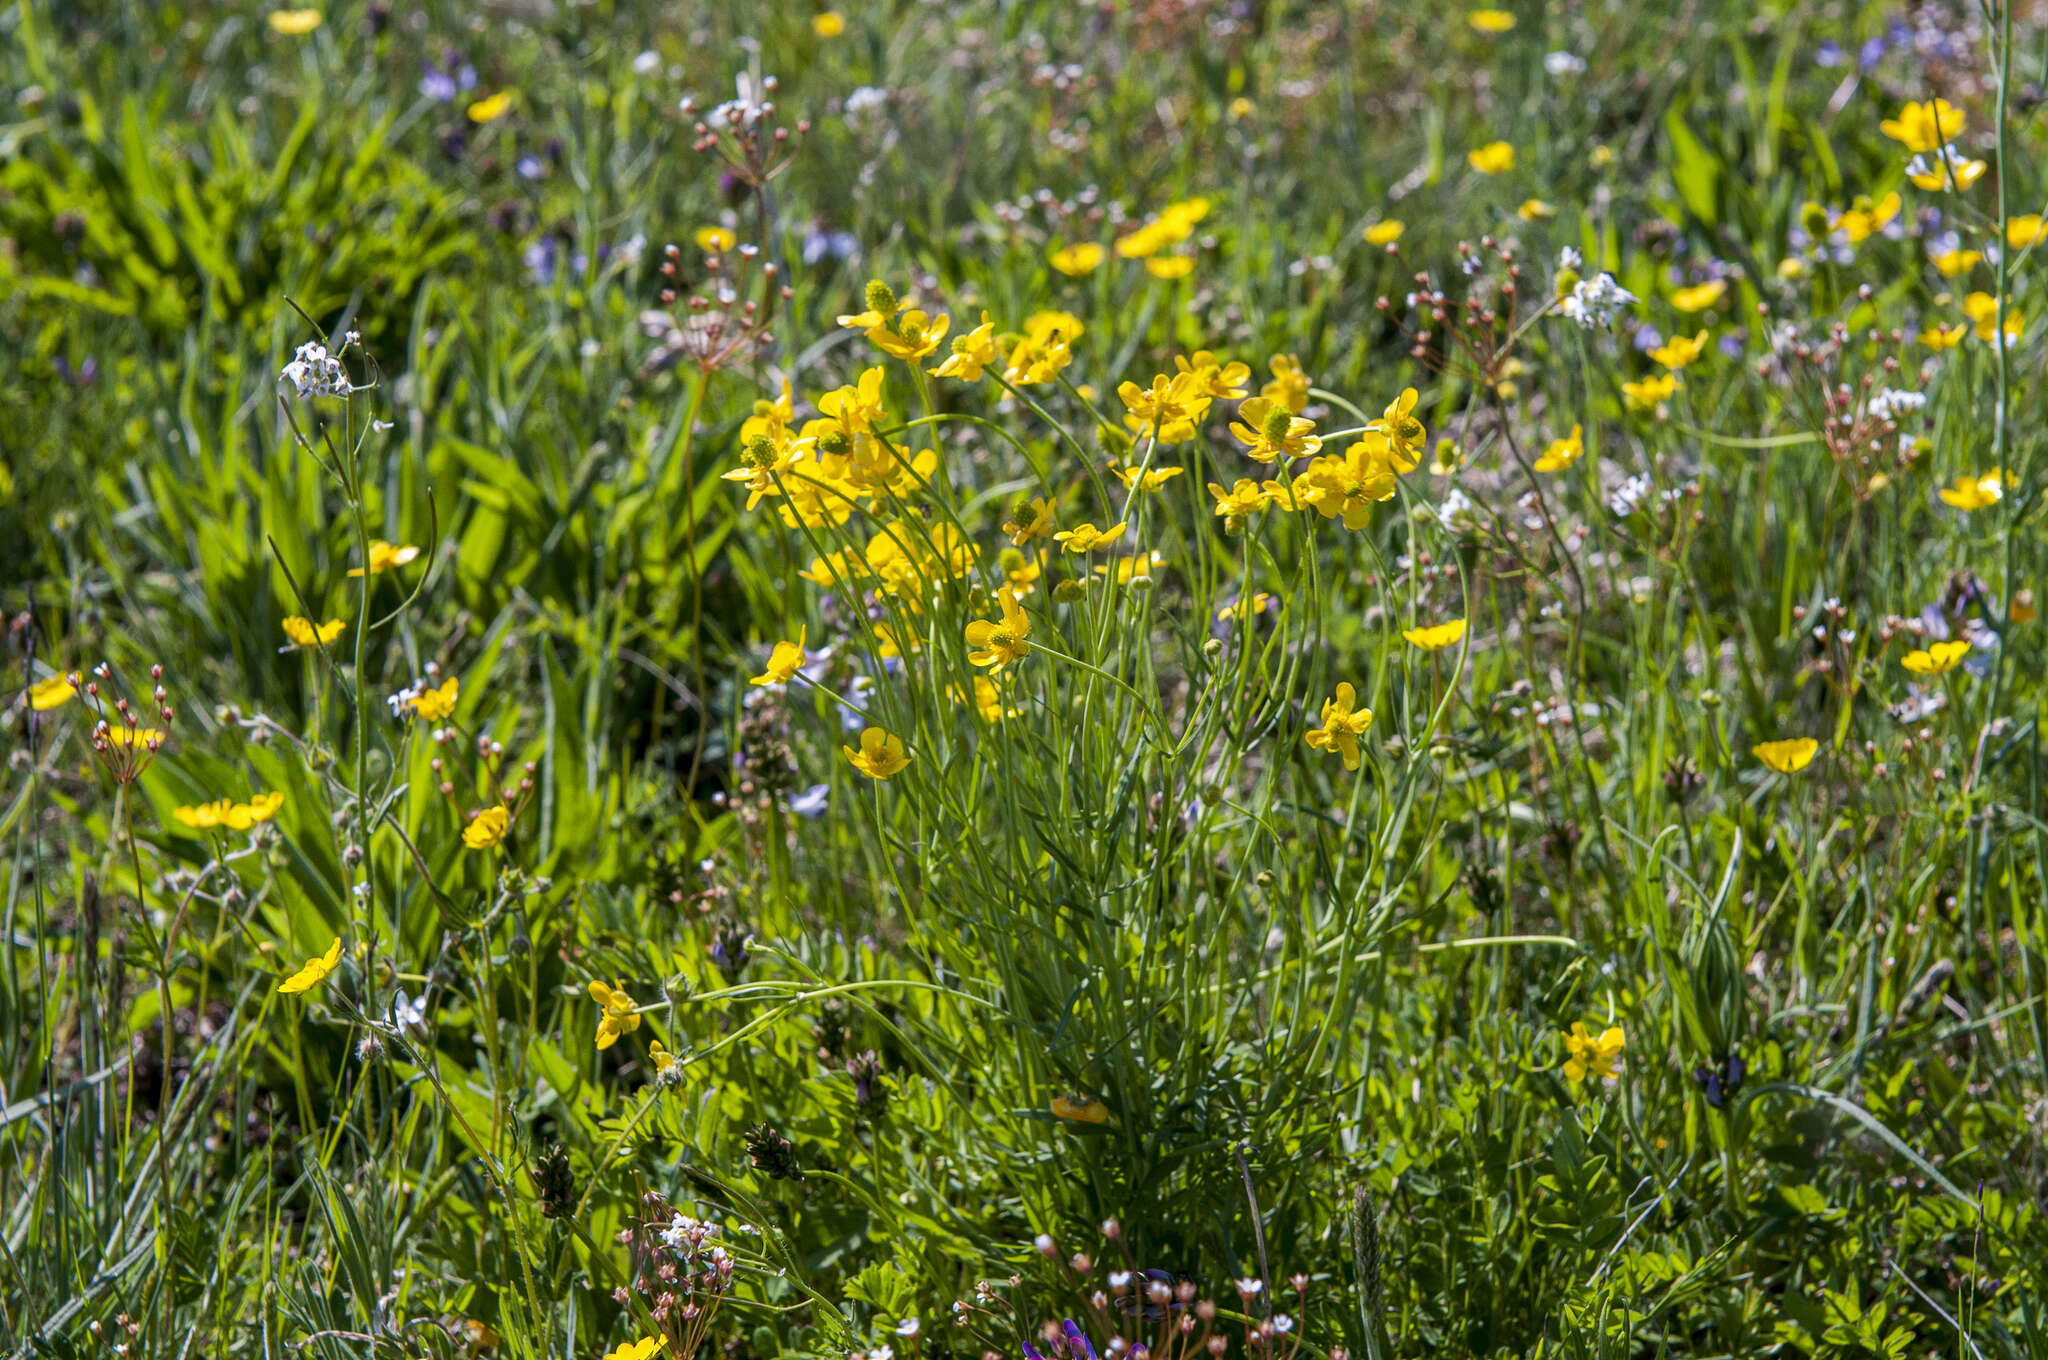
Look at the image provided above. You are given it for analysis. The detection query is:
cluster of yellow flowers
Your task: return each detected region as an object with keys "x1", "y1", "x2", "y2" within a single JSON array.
[
  {"x1": 1050, "y1": 197, "x2": 1212, "y2": 279},
  {"x1": 725, "y1": 277, "x2": 1466, "y2": 785},
  {"x1": 173, "y1": 791, "x2": 285, "y2": 831}
]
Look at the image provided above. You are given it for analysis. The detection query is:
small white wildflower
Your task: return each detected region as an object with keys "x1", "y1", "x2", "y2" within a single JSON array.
[
  {"x1": 1561, "y1": 273, "x2": 1639, "y2": 328},
  {"x1": 1609, "y1": 474, "x2": 1654, "y2": 518},
  {"x1": 1867, "y1": 387, "x2": 1927, "y2": 421},
  {"x1": 844, "y1": 86, "x2": 889, "y2": 121},
  {"x1": 279, "y1": 341, "x2": 351, "y2": 399},
  {"x1": 632, "y1": 50, "x2": 661, "y2": 75},
  {"x1": 1557, "y1": 245, "x2": 1583, "y2": 272},
  {"x1": 895, "y1": 1320, "x2": 921, "y2": 1339},
  {"x1": 1433, "y1": 487, "x2": 1480, "y2": 532},
  {"x1": 1544, "y1": 51, "x2": 1588, "y2": 75}
]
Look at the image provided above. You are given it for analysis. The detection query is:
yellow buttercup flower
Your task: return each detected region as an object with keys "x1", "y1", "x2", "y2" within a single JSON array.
[
  {"x1": 1648, "y1": 330, "x2": 1709, "y2": 369},
  {"x1": 463, "y1": 805, "x2": 511, "y2": 849},
  {"x1": 1110, "y1": 461, "x2": 1185, "y2": 492},
  {"x1": 843, "y1": 726, "x2": 910, "y2": 780},
  {"x1": 1000, "y1": 548, "x2": 1043, "y2": 596},
  {"x1": 1119, "y1": 371, "x2": 1208, "y2": 441},
  {"x1": 174, "y1": 800, "x2": 234, "y2": 830},
  {"x1": 28, "y1": 673, "x2": 79, "y2": 710},
  {"x1": 1879, "y1": 98, "x2": 1964, "y2": 153},
  {"x1": 1051, "y1": 1093, "x2": 1109, "y2": 1123},
  {"x1": 1622, "y1": 373, "x2": 1680, "y2": 409},
  {"x1": 1217, "y1": 592, "x2": 1273, "y2": 622},
  {"x1": 650, "y1": 1040, "x2": 677, "y2": 1073},
  {"x1": 599, "y1": 1341, "x2": 663, "y2": 1360},
  {"x1": 1306, "y1": 683, "x2": 1374, "y2": 771},
  {"x1": 964, "y1": 588, "x2": 1031, "y2": 670},
  {"x1": 1467, "y1": 8, "x2": 1516, "y2": 32},
  {"x1": 2008, "y1": 215, "x2": 2047, "y2": 249},
  {"x1": 812, "y1": 11, "x2": 847, "y2": 37},
  {"x1": 1834, "y1": 192, "x2": 1900, "y2": 244},
  {"x1": 1938, "y1": 469, "x2": 2002, "y2": 511},
  {"x1": 868, "y1": 308, "x2": 950, "y2": 361},
  {"x1": 267, "y1": 8, "x2": 322, "y2": 34},
  {"x1": 1363, "y1": 220, "x2": 1405, "y2": 246},
  {"x1": 931, "y1": 312, "x2": 1001, "y2": 382},
  {"x1": 1261, "y1": 354, "x2": 1312, "y2": 413},
  {"x1": 282, "y1": 616, "x2": 346, "y2": 648},
  {"x1": 1050, "y1": 242, "x2": 1105, "y2": 276},
  {"x1": 1094, "y1": 551, "x2": 1165, "y2": 585},
  {"x1": 100, "y1": 726, "x2": 164, "y2": 749},
  {"x1": 1002, "y1": 496, "x2": 1057, "y2": 546},
  {"x1": 1207, "y1": 478, "x2": 1272, "y2": 531},
  {"x1": 1467, "y1": 141, "x2": 1515, "y2": 174},
  {"x1": 1003, "y1": 328, "x2": 1074, "y2": 386},
  {"x1": 1901, "y1": 640, "x2": 1970, "y2": 675},
  {"x1": 1670, "y1": 279, "x2": 1726, "y2": 312},
  {"x1": 1403, "y1": 619, "x2": 1467, "y2": 651},
  {"x1": 347, "y1": 540, "x2": 421, "y2": 577},
  {"x1": 1145, "y1": 254, "x2": 1194, "y2": 279},
  {"x1": 467, "y1": 92, "x2": 514, "y2": 124},
  {"x1": 410, "y1": 676, "x2": 459, "y2": 721},
  {"x1": 1369, "y1": 386, "x2": 1427, "y2": 470},
  {"x1": 1752, "y1": 737, "x2": 1818, "y2": 774},
  {"x1": 1231, "y1": 397, "x2": 1321, "y2": 463},
  {"x1": 589, "y1": 980, "x2": 641, "y2": 1050},
  {"x1": 180, "y1": 793, "x2": 280, "y2": 832},
  {"x1": 1919, "y1": 322, "x2": 1967, "y2": 351},
  {"x1": 1535, "y1": 424, "x2": 1584, "y2": 472},
  {"x1": 1177, "y1": 354, "x2": 1249, "y2": 399},
  {"x1": 750, "y1": 626, "x2": 807, "y2": 686},
  {"x1": 950, "y1": 674, "x2": 1018, "y2": 724},
  {"x1": 1930, "y1": 248, "x2": 1981, "y2": 278},
  {"x1": 1962, "y1": 291, "x2": 2022, "y2": 343},
  {"x1": 1292, "y1": 438, "x2": 1397, "y2": 529},
  {"x1": 1023, "y1": 310, "x2": 1085, "y2": 344},
  {"x1": 278, "y1": 938, "x2": 342, "y2": 995},
  {"x1": 1908, "y1": 152, "x2": 1985, "y2": 193},
  {"x1": 695, "y1": 225, "x2": 737, "y2": 252},
  {"x1": 1517, "y1": 198, "x2": 1557, "y2": 221},
  {"x1": 1562, "y1": 1022, "x2": 1624, "y2": 1083},
  {"x1": 1053, "y1": 521, "x2": 1127, "y2": 554}
]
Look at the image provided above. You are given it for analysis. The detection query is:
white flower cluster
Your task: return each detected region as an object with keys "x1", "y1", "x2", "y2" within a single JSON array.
[
  {"x1": 1561, "y1": 270, "x2": 1639, "y2": 329},
  {"x1": 279, "y1": 341, "x2": 351, "y2": 399},
  {"x1": 659, "y1": 1213, "x2": 722, "y2": 1256},
  {"x1": 1609, "y1": 474, "x2": 1654, "y2": 518},
  {"x1": 1432, "y1": 487, "x2": 1481, "y2": 533},
  {"x1": 1867, "y1": 387, "x2": 1927, "y2": 421}
]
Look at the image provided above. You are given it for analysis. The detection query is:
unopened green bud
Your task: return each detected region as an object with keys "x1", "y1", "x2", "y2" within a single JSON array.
[
  {"x1": 1052, "y1": 579, "x2": 1088, "y2": 603},
  {"x1": 1800, "y1": 202, "x2": 1831, "y2": 236}
]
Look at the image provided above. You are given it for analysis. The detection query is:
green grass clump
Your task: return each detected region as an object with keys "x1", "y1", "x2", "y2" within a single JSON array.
[{"x1": 3, "y1": 3, "x2": 2046, "y2": 1358}]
